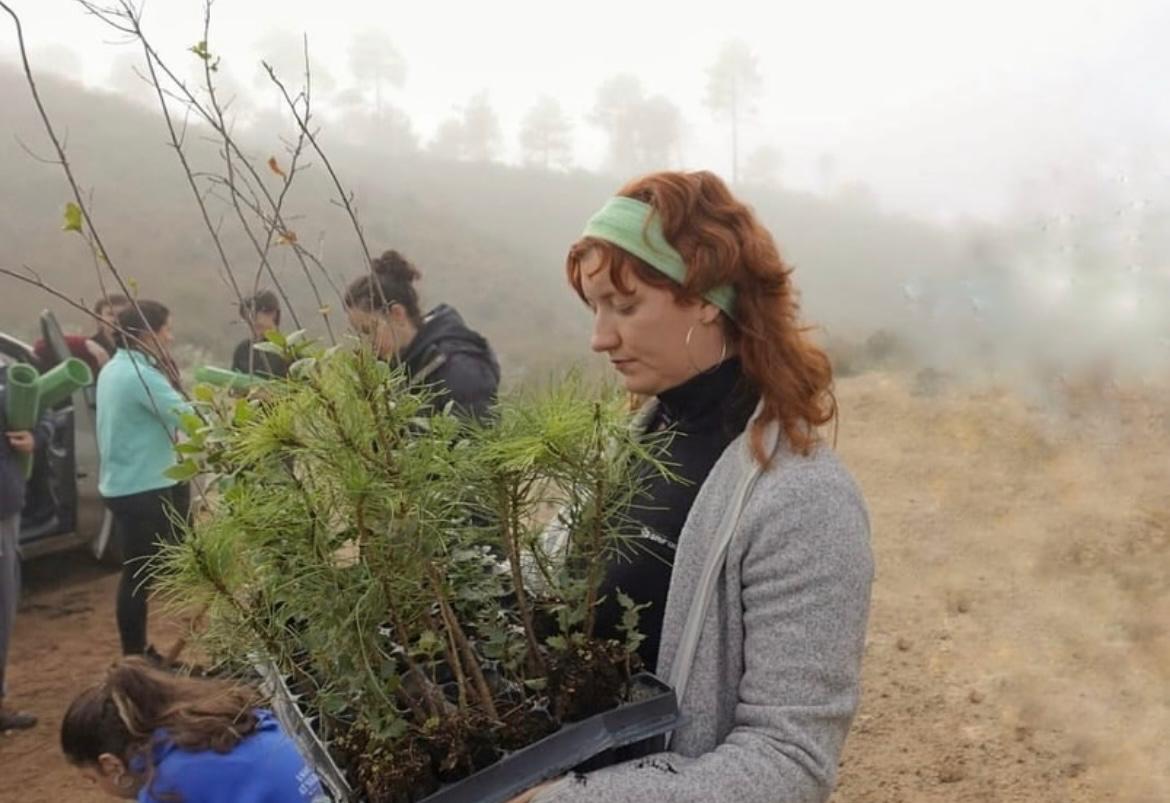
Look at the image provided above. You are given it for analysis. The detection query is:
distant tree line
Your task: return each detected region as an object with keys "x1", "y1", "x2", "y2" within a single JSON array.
[{"x1": 94, "y1": 31, "x2": 789, "y2": 186}]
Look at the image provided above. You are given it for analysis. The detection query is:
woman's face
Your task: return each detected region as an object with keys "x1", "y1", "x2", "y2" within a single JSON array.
[
  {"x1": 140, "y1": 319, "x2": 175, "y2": 361},
  {"x1": 250, "y1": 310, "x2": 279, "y2": 339},
  {"x1": 578, "y1": 250, "x2": 724, "y2": 396},
  {"x1": 156, "y1": 320, "x2": 175, "y2": 349},
  {"x1": 347, "y1": 305, "x2": 414, "y2": 359},
  {"x1": 98, "y1": 305, "x2": 122, "y2": 338}
]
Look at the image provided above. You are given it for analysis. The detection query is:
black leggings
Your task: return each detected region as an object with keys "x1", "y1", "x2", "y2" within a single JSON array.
[{"x1": 104, "y1": 484, "x2": 191, "y2": 656}]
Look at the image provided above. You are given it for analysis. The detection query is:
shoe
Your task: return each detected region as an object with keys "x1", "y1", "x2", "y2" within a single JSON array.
[
  {"x1": 0, "y1": 708, "x2": 37, "y2": 731},
  {"x1": 143, "y1": 645, "x2": 167, "y2": 667}
]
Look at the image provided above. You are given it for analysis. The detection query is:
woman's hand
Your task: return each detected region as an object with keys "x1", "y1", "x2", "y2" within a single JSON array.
[
  {"x1": 506, "y1": 778, "x2": 560, "y2": 803},
  {"x1": 6, "y1": 431, "x2": 35, "y2": 454}
]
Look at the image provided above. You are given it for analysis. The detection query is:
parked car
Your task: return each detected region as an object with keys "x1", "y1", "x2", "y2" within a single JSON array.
[{"x1": 0, "y1": 310, "x2": 115, "y2": 562}]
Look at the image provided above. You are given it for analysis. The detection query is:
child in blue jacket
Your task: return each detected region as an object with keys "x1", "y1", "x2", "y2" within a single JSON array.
[{"x1": 62, "y1": 657, "x2": 328, "y2": 802}]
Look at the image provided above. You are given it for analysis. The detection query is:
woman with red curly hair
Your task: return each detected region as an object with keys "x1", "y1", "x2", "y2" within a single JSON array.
[{"x1": 524, "y1": 171, "x2": 873, "y2": 803}]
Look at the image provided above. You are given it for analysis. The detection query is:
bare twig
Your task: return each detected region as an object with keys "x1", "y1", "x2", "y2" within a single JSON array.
[
  {"x1": 1, "y1": 2, "x2": 144, "y2": 321},
  {"x1": 202, "y1": 175, "x2": 344, "y2": 307},
  {"x1": 112, "y1": 2, "x2": 254, "y2": 318},
  {"x1": 0, "y1": 266, "x2": 99, "y2": 323},
  {"x1": 13, "y1": 134, "x2": 59, "y2": 165},
  {"x1": 187, "y1": 5, "x2": 301, "y2": 332},
  {"x1": 1, "y1": 1, "x2": 191, "y2": 430},
  {"x1": 192, "y1": 14, "x2": 333, "y2": 342},
  {"x1": 87, "y1": 0, "x2": 340, "y2": 344},
  {"x1": 264, "y1": 61, "x2": 375, "y2": 268}
]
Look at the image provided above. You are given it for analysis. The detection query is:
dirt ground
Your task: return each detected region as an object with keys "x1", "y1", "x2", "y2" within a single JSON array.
[{"x1": 1, "y1": 370, "x2": 1167, "y2": 802}]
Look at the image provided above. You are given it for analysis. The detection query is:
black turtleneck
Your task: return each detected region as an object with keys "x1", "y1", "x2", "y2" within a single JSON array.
[{"x1": 593, "y1": 357, "x2": 758, "y2": 670}]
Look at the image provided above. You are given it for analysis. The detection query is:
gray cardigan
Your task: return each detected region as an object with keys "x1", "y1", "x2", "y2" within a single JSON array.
[{"x1": 537, "y1": 417, "x2": 873, "y2": 803}]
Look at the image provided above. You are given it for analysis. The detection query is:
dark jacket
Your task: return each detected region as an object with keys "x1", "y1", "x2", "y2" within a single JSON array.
[
  {"x1": 0, "y1": 366, "x2": 55, "y2": 519},
  {"x1": 398, "y1": 304, "x2": 500, "y2": 420},
  {"x1": 232, "y1": 338, "x2": 291, "y2": 379}
]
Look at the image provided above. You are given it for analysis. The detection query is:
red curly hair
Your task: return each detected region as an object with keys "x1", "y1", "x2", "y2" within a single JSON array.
[{"x1": 567, "y1": 170, "x2": 836, "y2": 463}]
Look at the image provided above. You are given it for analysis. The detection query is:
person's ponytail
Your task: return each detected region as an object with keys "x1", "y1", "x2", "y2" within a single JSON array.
[
  {"x1": 344, "y1": 249, "x2": 424, "y2": 325},
  {"x1": 61, "y1": 658, "x2": 260, "y2": 768}
]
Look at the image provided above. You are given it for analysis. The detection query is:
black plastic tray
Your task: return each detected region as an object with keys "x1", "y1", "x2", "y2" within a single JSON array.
[
  {"x1": 262, "y1": 664, "x2": 681, "y2": 803},
  {"x1": 257, "y1": 659, "x2": 356, "y2": 802},
  {"x1": 421, "y1": 672, "x2": 681, "y2": 803}
]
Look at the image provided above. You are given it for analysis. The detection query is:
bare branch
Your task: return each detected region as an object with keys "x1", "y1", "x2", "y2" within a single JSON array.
[
  {"x1": 264, "y1": 60, "x2": 374, "y2": 267},
  {"x1": 2, "y1": 0, "x2": 182, "y2": 412},
  {"x1": 1, "y1": 1, "x2": 142, "y2": 310},
  {"x1": 82, "y1": 188, "x2": 112, "y2": 302},
  {"x1": 193, "y1": 3, "x2": 334, "y2": 343},
  {"x1": 88, "y1": 0, "x2": 340, "y2": 343},
  {"x1": 248, "y1": 31, "x2": 335, "y2": 340},
  {"x1": 13, "y1": 134, "x2": 60, "y2": 165},
  {"x1": 129, "y1": 16, "x2": 251, "y2": 314},
  {"x1": 203, "y1": 175, "x2": 344, "y2": 308},
  {"x1": 177, "y1": 103, "x2": 192, "y2": 149},
  {"x1": 76, "y1": 1, "x2": 137, "y2": 35},
  {"x1": 186, "y1": 2, "x2": 302, "y2": 340},
  {"x1": 2, "y1": 266, "x2": 109, "y2": 330}
]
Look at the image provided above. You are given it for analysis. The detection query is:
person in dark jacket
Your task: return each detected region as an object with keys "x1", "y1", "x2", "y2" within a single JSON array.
[
  {"x1": 92, "y1": 294, "x2": 131, "y2": 359},
  {"x1": 0, "y1": 359, "x2": 54, "y2": 731},
  {"x1": 231, "y1": 290, "x2": 290, "y2": 378},
  {"x1": 32, "y1": 295, "x2": 131, "y2": 378},
  {"x1": 344, "y1": 250, "x2": 500, "y2": 419}
]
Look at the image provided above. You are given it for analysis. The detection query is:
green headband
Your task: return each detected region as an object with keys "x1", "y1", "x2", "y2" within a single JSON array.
[{"x1": 581, "y1": 196, "x2": 737, "y2": 318}]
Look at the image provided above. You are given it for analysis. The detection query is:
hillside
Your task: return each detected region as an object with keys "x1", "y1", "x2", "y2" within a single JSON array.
[{"x1": 1, "y1": 63, "x2": 982, "y2": 378}]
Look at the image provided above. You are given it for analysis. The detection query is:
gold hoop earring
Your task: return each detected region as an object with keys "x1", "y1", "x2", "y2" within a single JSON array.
[{"x1": 684, "y1": 323, "x2": 727, "y2": 375}]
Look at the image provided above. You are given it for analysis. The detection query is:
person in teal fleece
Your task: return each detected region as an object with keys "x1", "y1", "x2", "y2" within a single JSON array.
[
  {"x1": 96, "y1": 300, "x2": 192, "y2": 659},
  {"x1": 61, "y1": 657, "x2": 328, "y2": 802}
]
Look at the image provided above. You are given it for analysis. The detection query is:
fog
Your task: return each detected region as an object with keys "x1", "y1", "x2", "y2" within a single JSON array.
[
  {"x1": 5, "y1": 0, "x2": 1168, "y2": 219},
  {"x1": 1, "y1": 0, "x2": 1168, "y2": 386}
]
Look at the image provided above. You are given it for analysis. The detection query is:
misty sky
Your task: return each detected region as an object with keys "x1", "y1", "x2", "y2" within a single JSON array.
[{"x1": 2, "y1": 0, "x2": 1168, "y2": 222}]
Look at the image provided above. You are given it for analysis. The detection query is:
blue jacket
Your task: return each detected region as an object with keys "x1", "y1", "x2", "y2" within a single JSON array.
[
  {"x1": 139, "y1": 709, "x2": 327, "y2": 803},
  {"x1": 0, "y1": 366, "x2": 54, "y2": 519},
  {"x1": 96, "y1": 349, "x2": 190, "y2": 498}
]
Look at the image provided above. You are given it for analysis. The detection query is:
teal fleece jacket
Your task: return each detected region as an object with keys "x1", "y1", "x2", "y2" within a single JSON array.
[{"x1": 96, "y1": 349, "x2": 190, "y2": 498}]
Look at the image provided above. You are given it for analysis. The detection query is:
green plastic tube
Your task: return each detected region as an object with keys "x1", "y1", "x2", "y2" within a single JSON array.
[
  {"x1": 5, "y1": 363, "x2": 41, "y2": 479},
  {"x1": 195, "y1": 365, "x2": 261, "y2": 391},
  {"x1": 36, "y1": 357, "x2": 93, "y2": 413}
]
